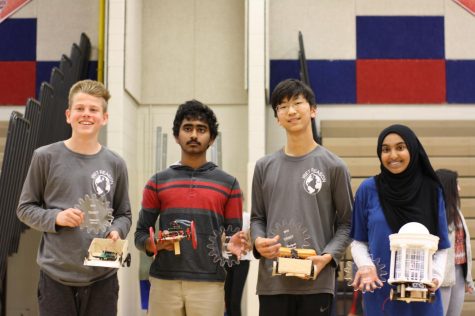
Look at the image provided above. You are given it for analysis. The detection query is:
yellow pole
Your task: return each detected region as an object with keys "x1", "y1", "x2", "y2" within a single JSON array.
[{"x1": 97, "y1": 0, "x2": 105, "y2": 82}]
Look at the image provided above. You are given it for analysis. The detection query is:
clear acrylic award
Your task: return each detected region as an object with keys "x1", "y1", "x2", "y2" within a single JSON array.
[
  {"x1": 76, "y1": 194, "x2": 114, "y2": 235},
  {"x1": 344, "y1": 257, "x2": 388, "y2": 292},
  {"x1": 206, "y1": 226, "x2": 243, "y2": 268}
]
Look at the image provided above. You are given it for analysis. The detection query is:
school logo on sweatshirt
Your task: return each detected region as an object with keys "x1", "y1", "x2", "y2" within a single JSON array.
[
  {"x1": 91, "y1": 170, "x2": 114, "y2": 196},
  {"x1": 302, "y1": 168, "x2": 326, "y2": 195}
]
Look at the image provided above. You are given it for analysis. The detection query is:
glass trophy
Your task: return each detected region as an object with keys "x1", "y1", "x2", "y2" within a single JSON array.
[
  {"x1": 344, "y1": 257, "x2": 388, "y2": 292},
  {"x1": 269, "y1": 220, "x2": 311, "y2": 249},
  {"x1": 76, "y1": 194, "x2": 114, "y2": 235},
  {"x1": 206, "y1": 225, "x2": 242, "y2": 268}
]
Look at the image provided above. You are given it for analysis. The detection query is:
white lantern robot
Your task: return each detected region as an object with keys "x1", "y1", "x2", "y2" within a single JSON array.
[{"x1": 388, "y1": 222, "x2": 439, "y2": 303}]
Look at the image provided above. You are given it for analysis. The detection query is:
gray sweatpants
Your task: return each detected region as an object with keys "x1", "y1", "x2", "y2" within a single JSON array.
[{"x1": 440, "y1": 264, "x2": 465, "y2": 316}]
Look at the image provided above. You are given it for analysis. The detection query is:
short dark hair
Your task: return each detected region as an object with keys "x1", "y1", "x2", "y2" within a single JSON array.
[
  {"x1": 172, "y1": 100, "x2": 219, "y2": 140},
  {"x1": 270, "y1": 79, "x2": 316, "y2": 117}
]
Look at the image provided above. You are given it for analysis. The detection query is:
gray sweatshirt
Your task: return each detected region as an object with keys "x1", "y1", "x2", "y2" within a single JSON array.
[
  {"x1": 17, "y1": 142, "x2": 132, "y2": 286},
  {"x1": 251, "y1": 146, "x2": 353, "y2": 295}
]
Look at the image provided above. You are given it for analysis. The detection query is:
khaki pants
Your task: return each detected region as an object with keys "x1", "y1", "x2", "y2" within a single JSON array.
[{"x1": 148, "y1": 277, "x2": 224, "y2": 316}]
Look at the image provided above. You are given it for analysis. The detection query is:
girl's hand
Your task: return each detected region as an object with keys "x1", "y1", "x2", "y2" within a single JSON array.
[
  {"x1": 466, "y1": 283, "x2": 474, "y2": 294},
  {"x1": 428, "y1": 278, "x2": 440, "y2": 292},
  {"x1": 351, "y1": 265, "x2": 383, "y2": 293}
]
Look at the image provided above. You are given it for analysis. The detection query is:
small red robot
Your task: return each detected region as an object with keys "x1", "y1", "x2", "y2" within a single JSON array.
[{"x1": 149, "y1": 220, "x2": 197, "y2": 255}]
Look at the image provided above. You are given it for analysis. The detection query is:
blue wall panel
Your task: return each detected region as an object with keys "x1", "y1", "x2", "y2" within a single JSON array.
[
  {"x1": 36, "y1": 61, "x2": 59, "y2": 98},
  {"x1": 357, "y1": 16, "x2": 445, "y2": 59},
  {"x1": 270, "y1": 60, "x2": 300, "y2": 97},
  {"x1": 0, "y1": 18, "x2": 36, "y2": 61},
  {"x1": 446, "y1": 60, "x2": 475, "y2": 103},
  {"x1": 87, "y1": 60, "x2": 98, "y2": 82},
  {"x1": 308, "y1": 60, "x2": 356, "y2": 104},
  {"x1": 270, "y1": 60, "x2": 356, "y2": 104}
]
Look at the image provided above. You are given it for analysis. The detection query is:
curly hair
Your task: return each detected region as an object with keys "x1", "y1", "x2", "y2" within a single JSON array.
[{"x1": 172, "y1": 100, "x2": 219, "y2": 140}]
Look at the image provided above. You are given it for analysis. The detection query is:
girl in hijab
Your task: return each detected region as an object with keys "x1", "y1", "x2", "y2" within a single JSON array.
[{"x1": 350, "y1": 124, "x2": 450, "y2": 316}]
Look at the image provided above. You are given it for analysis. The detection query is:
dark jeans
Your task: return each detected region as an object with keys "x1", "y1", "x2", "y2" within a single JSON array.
[
  {"x1": 224, "y1": 260, "x2": 250, "y2": 316},
  {"x1": 259, "y1": 293, "x2": 333, "y2": 316},
  {"x1": 38, "y1": 270, "x2": 119, "y2": 316}
]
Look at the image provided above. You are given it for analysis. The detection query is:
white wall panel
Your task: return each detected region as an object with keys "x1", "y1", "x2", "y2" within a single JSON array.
[
  {"x1": 142, "y1": 0, "x2": 194, "y2": 103},
  {"x1": 142, "y1": 0, "x2": 245, "y2": 105},
  {"x1": 356, "y1": 0, "x2": 444, "y2": 15},
  {"x1": 194, "y1": 0, "x2": 246, "y2": 104},
  {"x1": 36, "y1": 0, "x2": 99, "y2": 60},
  {"x1": 125, "y1": 0, "x2": 143, "y2": 101},
  {"x1": 445, "y1": 0, "x2": 475, "y2": 59},
  {"x1": 212, "y1": 104, "x2": 248, "y2": 190},
  {"x1": 269, "y1": 0, "x2": 356, "y2": 59}
]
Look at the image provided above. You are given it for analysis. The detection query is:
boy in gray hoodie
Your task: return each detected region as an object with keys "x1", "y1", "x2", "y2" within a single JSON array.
[
  {"x1": 17, "y1": 80, "x2": 131, "y2": 316},
  {"x1": 251, "y1": 79, "x2": 353, "y2": 316}
]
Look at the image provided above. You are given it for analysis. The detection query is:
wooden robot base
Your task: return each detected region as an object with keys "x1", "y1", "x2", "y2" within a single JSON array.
[
  {"x1": 389, "y1": 282, "x2": 436, "y2": 303},
  {"x1": 272, "y1": 247, "x2": 318, "y2": 280}
]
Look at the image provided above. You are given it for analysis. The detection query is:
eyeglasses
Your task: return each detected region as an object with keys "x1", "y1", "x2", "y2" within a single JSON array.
[{"x1": 276, "y1": 102, "x2": 306, "y2": 113}]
